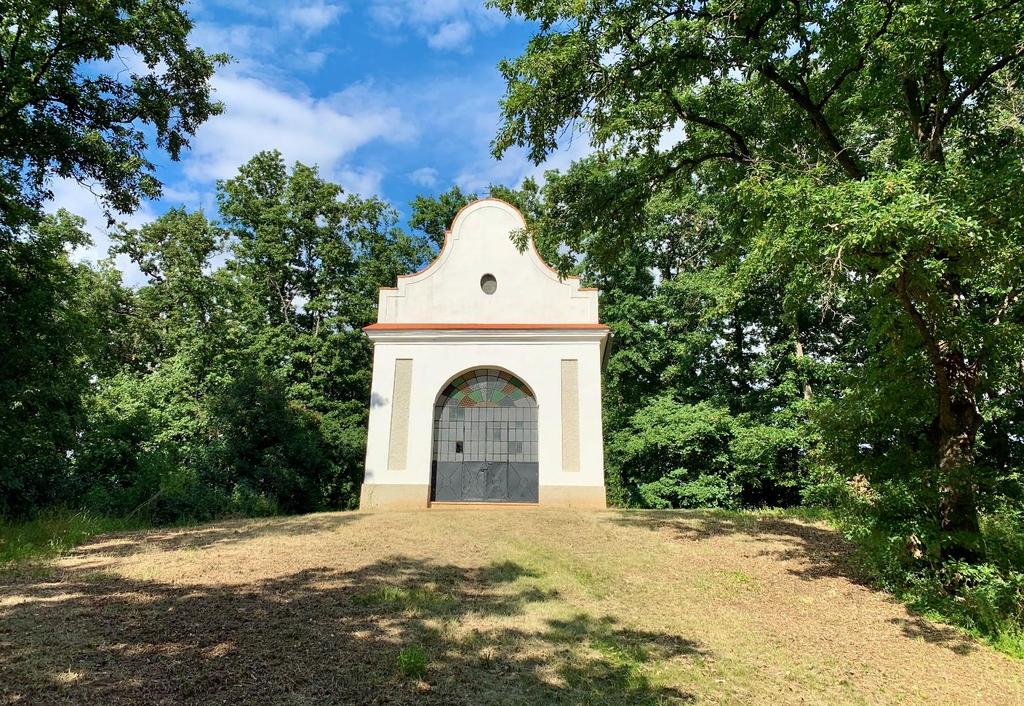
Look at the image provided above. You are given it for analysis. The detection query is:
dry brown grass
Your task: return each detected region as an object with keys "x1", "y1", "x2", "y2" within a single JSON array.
[{"x1": 2, "y1": 509, "x2": 1023, "y2": 705}]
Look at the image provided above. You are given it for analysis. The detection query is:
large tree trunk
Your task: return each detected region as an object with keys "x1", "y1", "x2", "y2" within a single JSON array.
[
  {"x1": 896, "y1": 271, "x2": 983, "y2": 561},
  {"x1": 935, "y1": 388, "x2": 983, "y2": 561}
]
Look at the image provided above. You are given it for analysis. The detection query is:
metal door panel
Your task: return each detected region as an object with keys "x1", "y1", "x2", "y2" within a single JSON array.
[
  {"x1": 461, "y1": 461, "x2": 487, "y2": 501},
  {"x1": 484, "y1": 462, "x2": 508, "y2": 501},
  {"x1": 507, "y1": 462, "x2": 539, "y2": 502},
  {"x1": 432, "y1": 461, "x2": 463, "y2": 502}
]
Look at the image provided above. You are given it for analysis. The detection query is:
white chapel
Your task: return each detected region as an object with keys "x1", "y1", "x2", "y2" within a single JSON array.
[{"x1": 360, "y1": 198, "x2": 609, "y2": 509}]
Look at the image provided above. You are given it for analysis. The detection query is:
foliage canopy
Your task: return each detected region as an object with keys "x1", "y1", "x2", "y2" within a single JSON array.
[
  {"x1": 0, "y1": 0, "x2": 226, "y2": 236},
  {"x1": 492, "y1": 0, "x2": 1024, "y2": 562}
]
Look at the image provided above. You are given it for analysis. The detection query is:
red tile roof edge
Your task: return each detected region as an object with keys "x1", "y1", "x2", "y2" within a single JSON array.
[{"x1": 363, "y1": 322, "x2": 609, "y2": 331}]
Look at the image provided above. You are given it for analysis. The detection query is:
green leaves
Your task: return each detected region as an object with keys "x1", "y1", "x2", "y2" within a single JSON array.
[
  {"x1": 0, "y1": 0, "x2": 226, "y2": 236},
  {"x1": 2, "y1": 151, "x2": 433, "y2": 520},
  {"x1": 498, "y1": 0, "x2": 1024, "y2": 560},
  {"x1": 613, "y1": 398, "x2": 736, "y2": 508},
  {"x1": 218, "y1": 151, "x2": 428, "y2": 331},
  {"x1": 610, "y1": 396, "x2": 806, "y2": 509},
  {"x1": 0, "y1": 212, "x2": 103, "y2": 516}
]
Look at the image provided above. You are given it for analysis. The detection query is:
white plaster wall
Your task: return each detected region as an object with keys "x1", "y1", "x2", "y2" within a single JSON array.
[
  {"x1": 378, "y1": 199, "x2": 599, "y2": 324},
  {"x1": 364, "y1": 334, "x2": 606, "y2": 492}
]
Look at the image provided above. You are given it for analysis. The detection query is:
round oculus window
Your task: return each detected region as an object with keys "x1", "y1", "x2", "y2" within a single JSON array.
[{"x1": 480, "y1": 273, "x2": 497, "y2": 295}]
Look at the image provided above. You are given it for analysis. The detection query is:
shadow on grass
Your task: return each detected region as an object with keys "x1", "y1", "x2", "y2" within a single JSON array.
[
  {"x1": 608, "y1": 510, "x2": 861, "y2": 583},
  {"x1": 887, "y1": 616, "x2": 979, "y2": 656},
  {"x1": 607, "y1": 510, "x2": 988, "y2": 656},
  {"x1": 0, "y1": 553, "x2": 703, "y2": 704},
  {"x1": 66, "y1": 511, "x2": 364, "y2": 559}
]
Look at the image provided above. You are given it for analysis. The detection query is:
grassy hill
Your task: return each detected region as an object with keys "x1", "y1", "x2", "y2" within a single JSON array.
[{"x1": 2, "y1": 509, "x2": 1021, "y2": 704}]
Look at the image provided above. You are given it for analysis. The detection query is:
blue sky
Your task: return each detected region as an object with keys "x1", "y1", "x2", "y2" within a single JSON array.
[{"x1": 54, "y1": 0, "x2": 592, "y2": 283}]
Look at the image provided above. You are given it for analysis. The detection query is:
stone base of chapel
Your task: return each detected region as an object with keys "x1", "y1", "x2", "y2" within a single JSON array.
[
  {"x1": 359, "y1": 483, "x2": 430, "y2": 510},
  {"x1": 537, "y1": 485, "x2": 607, "y2": 509},
  {"x1": 358, "y1": 483, "x2": 607, "y2": 510}
]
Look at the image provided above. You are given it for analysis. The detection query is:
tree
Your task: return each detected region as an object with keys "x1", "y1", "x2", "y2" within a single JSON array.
[
  {"x1": 492, "y1": 0, "x2": 1024, "y2": 559},
  {"x1": 409, "y1": 185, "x2": 476, "y2": 250},
  {"x1": 0, "y1": 0, "x2": 226, "y2": 236},
  {"x1": 554, "y1": 175, "x2": 816, "y2": 508},
  {"x1": 0, "y1": 1, "x2": 224, "y2": 516},
  {"x1": 0, "y1": 211, "x2": 110, "y2": 515},
  {"x1": 80, "y1": 151, "x2": 433, "y2": 518},
  {"x1": 113, "y1": 207, "x2": 223, "y2": 360}
]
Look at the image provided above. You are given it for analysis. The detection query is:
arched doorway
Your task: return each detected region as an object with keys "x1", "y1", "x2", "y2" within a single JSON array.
[{"x1": 431, "y1": 369, "x2": 539, "y2": 503}]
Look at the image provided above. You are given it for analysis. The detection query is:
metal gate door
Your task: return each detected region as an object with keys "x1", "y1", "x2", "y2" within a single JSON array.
[
  {"x1": 461, "y1": 421, "x2": 506, "y2": 501},
  {"x1": 431, "y1": 370, "x2": 538, "y2": 503}
]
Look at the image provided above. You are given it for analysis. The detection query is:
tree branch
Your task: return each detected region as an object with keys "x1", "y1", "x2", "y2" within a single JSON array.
[
  {"x1": 0, "y1": 7, "x2": 69, "y2": 123},
  {"x1": 903, "y1": 78, "x2": 926, "y2": 141},
  {"x1": 664, "y1": 150, "x2": 747, "y2": 175},
  {"x1": 620, "y1": 25, "x2": 753, "y2": 164},
  {"x1": 990, "y1": 287, "x2": 1022, "y2": 327},
  {"x1": 971, "y1": 0, "x2": 1024, "y2": 21},
  {"x1": 665, "y1": 92, "x2": 753, "y2": 161},
  {"x1": 938, "y1": 47, "x2": 1024, "y2": 131},
  {"x1": 758, "y1": 61, "x2": 866, "y2": 179},
  {"x1": 896, "y1": 268, "x2": 954, "y2": 426},
  {"x1": 748, "y1": 1, "x2": 785, "y2": 38}
]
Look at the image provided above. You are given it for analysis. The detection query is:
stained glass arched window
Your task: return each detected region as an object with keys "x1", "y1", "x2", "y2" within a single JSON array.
[
  {"x1": 436, "y1": 369, "x2": 535, "y2": 411},
  {"x1": 433, "y1": 369, "x2": 538, "y2": 468}
]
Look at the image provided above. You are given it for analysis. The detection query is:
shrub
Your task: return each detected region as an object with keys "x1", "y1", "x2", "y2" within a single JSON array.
[
  {"x1": 610, "y1": 398, "x2": 736, "y2": 508},
  {"x1": 609, "y1": 397, "x2": 808, "y2": 509},
  {"x1": 730, "y1": 423, "x2": 804, "y2": 507},
  {"x1": 828, "y1": 493, "x2": 1024, "y2": 657},
  {"x1": 0, "y1": 509, "x2": 143, "y2": 564}
]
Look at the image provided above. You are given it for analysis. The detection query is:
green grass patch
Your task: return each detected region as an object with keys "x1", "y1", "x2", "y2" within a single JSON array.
[
  {"x1": 893, "y1": 577, "x2": 1024, "y2": 660},
  {"x1": 751, "y1": 506, "x2": 833, "y2": 523},
  {"x1": 694, "y1": 506, "x2": 834, "y2": 525},
  {"x1": 507, "y1": 539, "x2": 612, "y2": 598},
  {"x1": 353, "y1": 584, "x2": 456, "y2": 614},
  {"x1": 0, "y1": 509, "x2": 146, "y2": 565},
  {"x1": 989, "y1": 627, "x2": 1024, "y2": 658},
  {"x1": 590, "y1": 635, "x2": 649, "y2": 668},
  {"x1": 716, "y1": 569, "x2": 754, "y2": 586},
  {"x1": 396, "y1": 645, "x2": 428, "y2": 678}
]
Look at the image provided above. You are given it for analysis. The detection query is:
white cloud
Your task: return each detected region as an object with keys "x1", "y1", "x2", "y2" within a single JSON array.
[
  {"x1": 427, "y1": 20, "x2": 473, "y2": 52},
  {"x1": 191, "y1": 22, "x2": 269, "y2": 62},
  {"x1": 301, "y1": 50, "x2": 329, "y2": 70},
  {"x1": 284, "y1": 2, "x2": 347, "y2": 33},
  {"x1": 453, "y1": 132, "x2": 594, "y2": 194},
  {"x1": 384, "y1": 73, "x2": 594, "y2": 193},
  {"x1": 182, "y1": 73, "x2": 414, "y2": 183},
  {"x1": 369, "y1": 0, "x2": 498, "y2": 26},
  {"x1": 160, "y1": 183, "x2": 202, "y2": 207},
  {"x1": 190, "y1": 1, "x2": 345, "y2": 75},
  {"x1": 190, "y1": 21, "x2": 335, "y2": 75},
  {"x1": 409, "y1": 167, "x2": 439, "y2": 187},
  {"x1": 336, "y1": 167, "x2": 385, "y2": 197},
  {"x1": 197, "y1": 1, "x2": 347, "y2": 35},
  {"x1": 368, "y1": 0, "x2": 505, "y2": 52}
]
